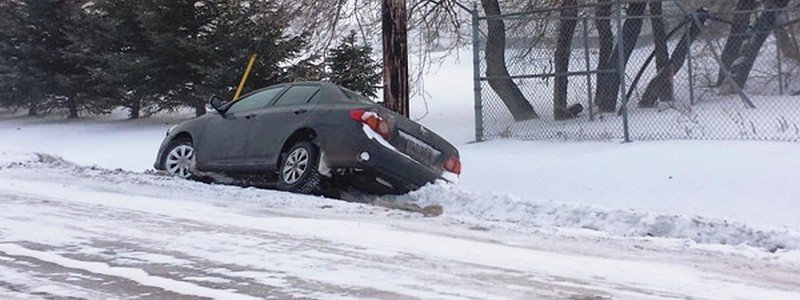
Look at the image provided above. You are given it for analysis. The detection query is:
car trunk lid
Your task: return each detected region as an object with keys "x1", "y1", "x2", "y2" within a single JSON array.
[{"x1": 371, "y1": 106, "x2": 458, "y2": 169}]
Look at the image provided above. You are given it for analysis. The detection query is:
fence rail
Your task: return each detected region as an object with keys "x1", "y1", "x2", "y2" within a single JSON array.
[{"x1": 472, "y1": 0, "x2": 800, "y2": 142}]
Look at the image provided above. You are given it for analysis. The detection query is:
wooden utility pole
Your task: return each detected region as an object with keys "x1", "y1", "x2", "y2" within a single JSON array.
[{"x1": 381, "y1": 0, "x2": 409, "y2": 117}]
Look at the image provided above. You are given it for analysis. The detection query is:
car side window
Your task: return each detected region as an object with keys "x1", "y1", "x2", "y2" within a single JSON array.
[
  {"x1": 272, "y1": 85, "x2": 320, "y2": 107},
  {"x1": 227, "y1": 87, "x2": 283, "y2": 114}
]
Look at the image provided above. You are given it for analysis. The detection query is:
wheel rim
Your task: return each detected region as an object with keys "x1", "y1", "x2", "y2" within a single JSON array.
[
  {"x1": 282, "y1": 147, "x2": 309, "y2": 185},
  {"x1": 165, "y1": 145, "x2": 195, "y2": 178}
]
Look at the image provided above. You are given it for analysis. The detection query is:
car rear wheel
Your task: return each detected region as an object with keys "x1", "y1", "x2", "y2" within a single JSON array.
[
  {"x1": 277, "y1": 141, "x2": 321, "y2": 194},
  {"x1": 163, "y1": 139, "x2": 195, "y2": 179}
]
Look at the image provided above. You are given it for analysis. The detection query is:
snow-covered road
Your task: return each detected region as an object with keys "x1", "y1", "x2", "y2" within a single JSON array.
[{"x1": 1, "y1": 155, "x2": 798, "y2": 299}]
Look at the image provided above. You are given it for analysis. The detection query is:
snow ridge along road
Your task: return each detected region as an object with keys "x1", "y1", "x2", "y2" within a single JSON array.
[{"x1": 0, "y1": 153, "x2": 798, "y2": 299}]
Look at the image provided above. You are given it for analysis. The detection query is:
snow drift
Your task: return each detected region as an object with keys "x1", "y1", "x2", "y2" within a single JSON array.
[
  {"x1": 5, "y1": 152, "x2": 799, "y2": 254},
  {"x1": 404, "y1": 183, "x2": 800, "y2": 253}
]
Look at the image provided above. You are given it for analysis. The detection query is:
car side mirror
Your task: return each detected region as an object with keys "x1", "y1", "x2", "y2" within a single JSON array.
[{"x1": 208, "y1": 95, "x2": 227, "y2": 115}]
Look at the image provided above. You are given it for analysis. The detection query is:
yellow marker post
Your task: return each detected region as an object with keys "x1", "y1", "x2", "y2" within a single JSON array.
[{"x1": 232, "y1": 53, "x2": 258, "y2": 102}]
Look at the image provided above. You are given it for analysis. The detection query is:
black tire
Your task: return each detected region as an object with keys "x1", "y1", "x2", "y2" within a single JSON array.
[
  {"x1": 161, "y1": 138, "x2": 196, "y2": 179},
  {"x1": 276, "y1": 141, "x2": 321, "y2": 194}
]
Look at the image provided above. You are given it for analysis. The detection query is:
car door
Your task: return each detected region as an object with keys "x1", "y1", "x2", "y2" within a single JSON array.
[
  {"x1": 246, "y1": 84, "x2": 322, "y2": 168},
  {"x1": 198, "y1": 86, "x2": 285, "y2": 169}
]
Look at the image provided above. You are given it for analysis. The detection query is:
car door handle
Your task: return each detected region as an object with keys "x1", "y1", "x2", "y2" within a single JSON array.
[
  {"x1": 244, "y1": 113, "x2": 256, "y2": 119},
  {"x1": 293, "y1": 109, "x2": 308, "y2": 115}
]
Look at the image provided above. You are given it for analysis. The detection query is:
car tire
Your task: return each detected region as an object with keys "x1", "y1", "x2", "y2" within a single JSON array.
[
  {"x1": 276, "y1": 141, "x2": 321, "y2": 194},
  {"x1": 161, "y1": 138, "x2": 196, "y2": 179}
]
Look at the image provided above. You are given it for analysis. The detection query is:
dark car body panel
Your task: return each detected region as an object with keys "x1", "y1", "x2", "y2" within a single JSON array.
[{"x1": 155, "y1": 81, "x2": 459, "y2": 194}]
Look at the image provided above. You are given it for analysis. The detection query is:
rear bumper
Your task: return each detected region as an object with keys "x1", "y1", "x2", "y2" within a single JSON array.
[
  {"x1": 361, "y1": 142, "x2": 443, "y2": 193},
  {"x1": 323, "y1": 125, "x2": 446, "y2": 194}
]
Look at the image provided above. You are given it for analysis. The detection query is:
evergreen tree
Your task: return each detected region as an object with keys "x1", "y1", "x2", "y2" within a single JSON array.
[
  {"x1": 2, "y1": 0, "x2": 308, "y2": 118},
  {"x1": 326, "y1": 31, "x2": 381, "y2": 98},
  {"x1": 91, "y1": 0, "x2": 156, "y2": 119},
  {"x1": 136, "y1": 0, "x2": 207, "y2": 115},
  {"x1": 60, "y1": 1, "x2": 118, "y2": 116},
  {"x1": 193, "y1": 1, "x2": 306, "y2": 100},
  {"x1": 287, "y1": 55, "x2": 326, "y2": 82},
  {"x1": 0, "y1": 0, "x2": 113, "y2": 118},
  {"x1": 0, "y1": 0, "x2": 49, "y2": 115},
  {"x1": 0, "y1": 0, "x2": 25, "y2": 113},
  {"x1": 138, "y1": 0, "x2": 306, "y2": 116}
]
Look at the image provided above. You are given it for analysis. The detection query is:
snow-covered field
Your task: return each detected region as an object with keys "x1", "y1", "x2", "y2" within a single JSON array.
[{"x1": 1, "y1": 58, "x2": 800, "y2": 298}]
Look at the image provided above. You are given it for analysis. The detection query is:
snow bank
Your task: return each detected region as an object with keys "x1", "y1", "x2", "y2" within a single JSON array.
[
  {"x1": 0, "y1": 110, "x2": 186, "y2": 171},
  {"x1": 405, "y1": 183, "x2": 800, "y2": 253},
  {"x1": 5, "y1": 152, "x2": 800, "y2": 254},
  {"x1": 0, "y1": 151, "x2": 38, "y2": 167}
]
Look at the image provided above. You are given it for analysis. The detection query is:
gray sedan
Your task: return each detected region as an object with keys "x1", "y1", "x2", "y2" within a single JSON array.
[{"x1": 154, "y1": 82, "x2": 460, "y2": 195}]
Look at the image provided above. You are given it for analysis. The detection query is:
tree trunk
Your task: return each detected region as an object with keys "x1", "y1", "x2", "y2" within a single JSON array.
[
  {"x1": 194, "y1": 99, "x2": 206, "y2": 117},
  {"x1": 716, "y1": 0, "x2": 758, "y2": 87},
  {"x1": 129, "y1": 98, "x2": 141, "y2": 119},
  {"x1": 727, "y1": 0, "x2": 791, "y2": 92},
  {"x1": 27, "y1": 103, "x2": 37, "y2": 116},
  {"x1": 774, "y1": 12, "x2": 800, "y2": 62},
  {"x1": 595, "y1": 0, "x2": 613, "y2": 87},
  {"x1": 624, "y1": 18, "x2": 692, "y2": 111},
  {"x1": 381, "y1": 0, "x2": 409, "y2": 117},
  {"x1": 480, "y1": 0, "x2": 538, "y2": 121},
  {"x1": 640, "y1": 12, "x2": 707, "y2": 107},
  {"x1": 650, "y1": 1, "x2": 669, "y2": 71},
  {"x1": 594, "y1": 1, "x2": 647, "y2": 112},
  {"x1": 67, "y1": 97, "x2": 78, "y2": 119},
  {"x1": 553, "y1": 0, "x2": 578, "y2": 120}
]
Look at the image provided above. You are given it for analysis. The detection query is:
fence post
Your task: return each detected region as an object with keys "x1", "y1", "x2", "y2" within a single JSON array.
[
  {"x1": 471, "y1": 3, "x2": 484, "y2": 142},
  {"x1": 615, "y1": 0, "x2": 631, "y2": 142},
  {"x1": 686, "y1": 29, "x2": 696, "y2": 106},
  {"x1": 582, "y1": 17, "x2": 595, "y2": 121}
]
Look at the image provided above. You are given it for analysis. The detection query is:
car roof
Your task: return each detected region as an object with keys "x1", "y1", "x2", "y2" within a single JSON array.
[{"x1": 236, "y1": 81, "x2": 342, "y2": 100}]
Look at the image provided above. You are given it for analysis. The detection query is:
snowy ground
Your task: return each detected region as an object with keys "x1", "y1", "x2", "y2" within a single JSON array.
[
  {"x1": 1, "y1": 58, "x2": 800, "y2": 297},
  {"x1": 0, "y1": 154, "x2": 799, "y2": 299},
  {"x1": 2, "y1": 113, "x2": 800, "y2": 298}
]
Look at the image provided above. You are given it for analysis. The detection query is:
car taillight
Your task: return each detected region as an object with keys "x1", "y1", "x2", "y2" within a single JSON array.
[
  {"x1": 350, "y1": 109, "x2": 391, "y2": 139},
  {"x1": 443, "y1": 155, "x2": 461, "y2": 175}
]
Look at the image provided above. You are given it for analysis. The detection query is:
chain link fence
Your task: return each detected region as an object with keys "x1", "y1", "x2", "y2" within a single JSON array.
[{"x1": 472, "y1": 0, "x2": 800, "y2": 142}]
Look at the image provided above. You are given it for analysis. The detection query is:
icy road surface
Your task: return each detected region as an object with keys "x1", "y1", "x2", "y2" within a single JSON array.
[{"x1": 0, "y1": 155, "x2": 798, "y2": 299}]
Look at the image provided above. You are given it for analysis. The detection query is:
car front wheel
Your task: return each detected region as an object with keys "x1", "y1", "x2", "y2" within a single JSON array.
[
  {"x1": 163, "y1": 139, "x2": 195, "y2": 179},
  {"x1": 277, "y1": 141, "x2": 321, "y2": 194}
]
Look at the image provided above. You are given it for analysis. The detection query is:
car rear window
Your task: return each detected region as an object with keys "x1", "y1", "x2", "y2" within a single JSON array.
[
  {"x1": 341, "y1": 88, "x2": 375, "y2": 104},
  {"x1": 272, "y1": 85, "x2": 320, "y2": 107}
]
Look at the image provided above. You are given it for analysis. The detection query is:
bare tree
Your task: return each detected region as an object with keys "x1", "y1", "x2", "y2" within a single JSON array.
[
  {"x1": 650, "y1": 1, "x2": 669, "y2": 72},
  {"x1": 594, "y1": 1, "x2": 647, "y2": 113},
  {"x1": 725, "y1": 0, "x2": 792, "y2": 92},
  {"x1": 281, "y1": 0, "x2": 548, "y2": 120},
  {"x1": 382, "y1": 0, "x2": 409, "y2": 116},
  {"x1": 553, "y1": 0, "x2": 578, "y2": 120},
  {"x1": 280, "y1": 0, "x2": 473, "y2": 115},
  {"x1": 716, "y1": 0, "x2": 759, "y2": 87},
  {"x1": 595, "y1": 0, "x2": 614, "y2": 83},
  {"x1": 639, "y1": 9, "x2": 708, "y2": 107},
  {"x1": 480, "y1": 0, "x2": 538, "y2": 120},
  {"x1": 774, "y1": 11, "x2": 800, "y2": 63}
]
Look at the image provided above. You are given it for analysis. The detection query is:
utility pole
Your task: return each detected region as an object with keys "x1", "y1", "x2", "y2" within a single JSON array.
[{"x1": 381, "y1": 0, "x2": 409, "y2": 117}]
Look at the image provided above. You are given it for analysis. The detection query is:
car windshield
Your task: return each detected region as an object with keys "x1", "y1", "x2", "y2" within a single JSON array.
[{"x1": 341, "y1": 88, "x2": 375, "y2": 105}]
